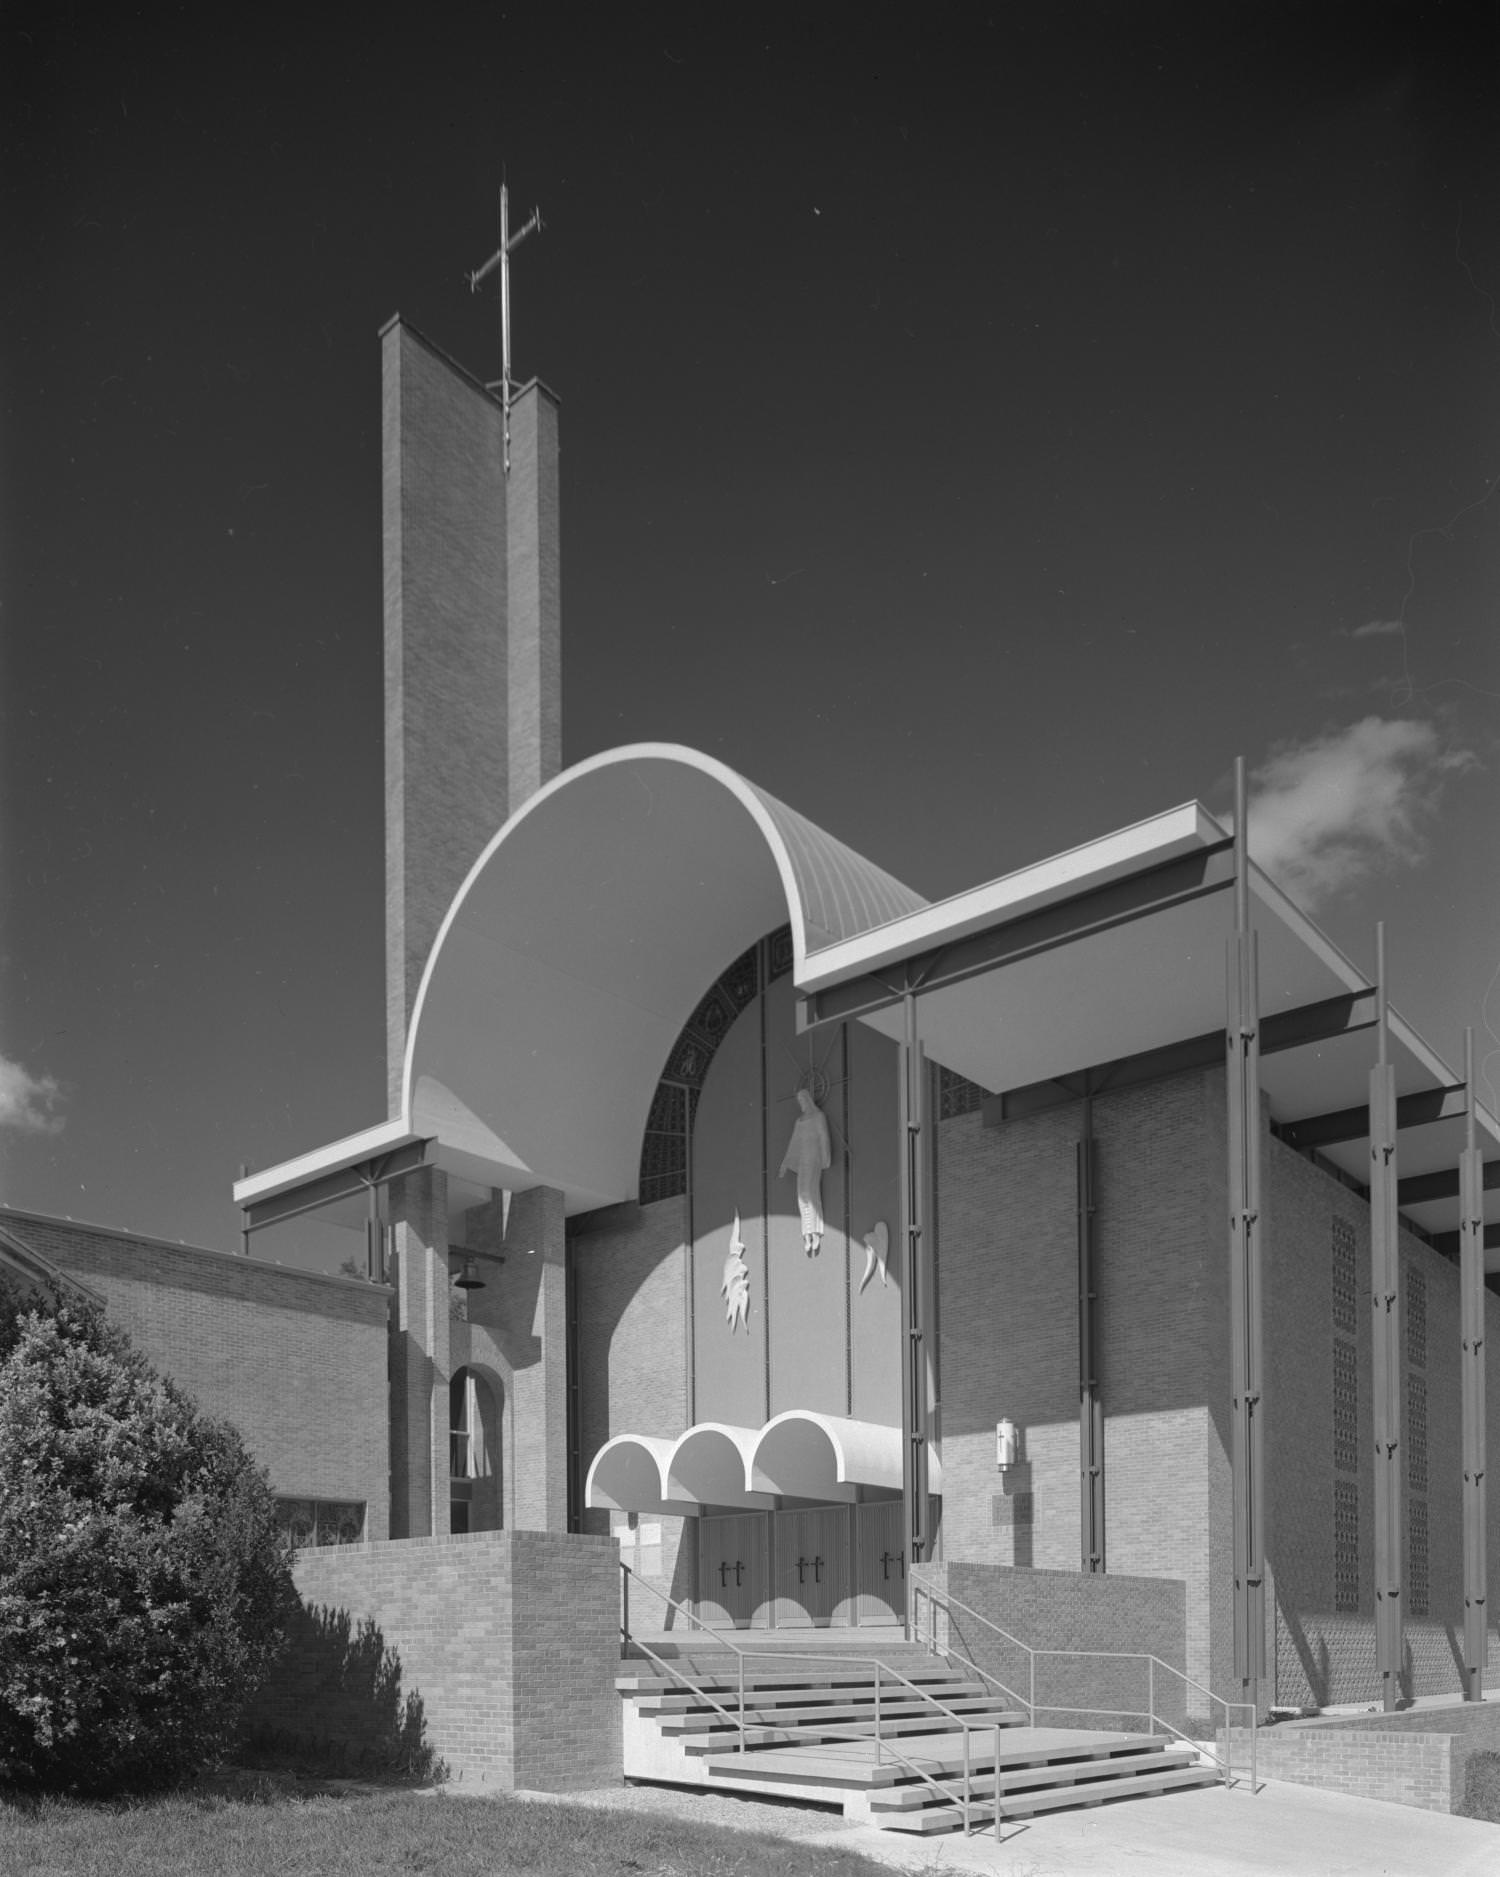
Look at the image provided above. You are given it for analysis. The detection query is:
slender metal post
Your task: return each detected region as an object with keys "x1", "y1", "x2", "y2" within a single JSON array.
[
  {"x1": 1369, "y1": 922, "x2": 1403, "y2": 1710},
  {"x1": 993, "y1": 1722, "x2": 1003, "y2": 1841},
  {"x1": 1226, "y1": 757, "x2": 1267, "y2": 1717},
  {"x1": 739, "y1": 1651, "x2": 746, "y2": 1752},
  {"x1": 874, "y1": 1672, "x2": 882, "y2": 1763},
  {"x1": 1078, "y1": 1096, "x2": 1105, "y2": 1572},
  {"x1": 898, "y1": 987, "x2": 930, "y2": 1622},
  {"x1": 1029, "y1": 1648, "x2": 1036, "y2": 1724},
  {"x1": 621, "y1": 1561, "x2": 630, "y2": 1646},
  {"x1": 963, "y1": 1724, "x2": 971, "y2": 1835},
  {"x1": 1148, "y1": 1655, "x2": 1155, "y2": 1733},
  {"x1": 1461, "y1": 1026, "x2": 1488, "y2": 1700}
]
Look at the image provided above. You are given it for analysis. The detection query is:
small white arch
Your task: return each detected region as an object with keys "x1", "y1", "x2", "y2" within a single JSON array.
[{"x1": 584, "y1": 1434, "x2": 679, "y2": 1516}]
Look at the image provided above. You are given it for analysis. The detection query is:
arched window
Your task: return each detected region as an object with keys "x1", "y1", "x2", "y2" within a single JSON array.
[{"x1": 449, "y1": 1367, "x2": 502, "y2": 1534}]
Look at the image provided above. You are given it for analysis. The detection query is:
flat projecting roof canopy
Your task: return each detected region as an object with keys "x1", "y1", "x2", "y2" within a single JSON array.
[{"x1": 236, "y1": 745, "x2": 1497, "y2": 1265}]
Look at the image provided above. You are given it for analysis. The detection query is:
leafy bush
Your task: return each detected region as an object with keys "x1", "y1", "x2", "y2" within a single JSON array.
[
  {"x1": 1462, "y1": 1749, "x2": 1500, "y2": 1822},
  {"x1": 0, "y1": 1277, "x2": 293, "y2": 1794}
]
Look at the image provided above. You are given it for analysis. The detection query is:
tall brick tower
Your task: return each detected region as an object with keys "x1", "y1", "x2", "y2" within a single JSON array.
[
  {"x1": 380, "y1": 317, "x2": 561, "y2": 1114},
  {"x1": 379, "y1": 316, "x2": 563, "y2": 1538}
]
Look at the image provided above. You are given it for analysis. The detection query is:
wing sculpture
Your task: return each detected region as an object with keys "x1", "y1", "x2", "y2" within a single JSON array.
[
  {"x1": 722, "y1": 1210, "x2": 750, "y2": 1332},
  {"x1": 859, "y1": 1220, "x2": 890, "y2": 1292}
]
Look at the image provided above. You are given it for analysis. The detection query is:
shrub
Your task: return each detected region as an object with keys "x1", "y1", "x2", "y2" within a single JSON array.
[
  {"x1": 0, "y1": 1277, "x2": 293, "y2": 1794},
  {"x1": 1462, "y1": 1749, "x2": 1500, "y2": 1822}
]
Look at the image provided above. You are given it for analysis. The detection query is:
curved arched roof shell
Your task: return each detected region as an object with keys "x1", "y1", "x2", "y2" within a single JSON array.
[{"x1": 402, "y1": 744, "x2": 924, "y2": 1210}]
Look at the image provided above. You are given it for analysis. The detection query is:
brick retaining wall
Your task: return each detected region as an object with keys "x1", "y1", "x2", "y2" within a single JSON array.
[
  {"x1": 245, "y1": 1530, "x2": 621, "y2": 1790},
  {"x1": 917, "y1": 1561, "x2": 1190, "y2": 1733}
]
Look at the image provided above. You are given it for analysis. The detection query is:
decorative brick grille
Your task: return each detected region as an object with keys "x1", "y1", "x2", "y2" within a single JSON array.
[
  {"x1": 1333, "y1": 1478, "x2": 1360, "y2": 1613},
  {"x1": 1331, "y1": 1215, "x2": 1358, "y2": 1338},
  {"x1": 1409, "y1": 1497, "x2": 1429, "y2": 1618},
  {"x1": 1405, "y1": 1264, "x2": 1427, "y2": 1369},
  {"x1": 939, "y1": 1066, "x2": 989, "y2": 1119},
  {"x1": 1406, "y1": 1372, "x2": 1428, "y2": 1495},
  {"x1": 1332, "y1": 1338, "x2": 1359, "y2": 1475}
]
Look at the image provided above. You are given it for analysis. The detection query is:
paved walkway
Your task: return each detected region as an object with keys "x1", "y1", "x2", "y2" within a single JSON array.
[{"x1": 519, "y1": 1776, "x2": 1498, "y2": 1875}]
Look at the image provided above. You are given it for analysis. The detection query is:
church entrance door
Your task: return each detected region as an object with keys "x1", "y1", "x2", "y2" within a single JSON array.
[{"x1": 696, "y1": 1512, "x2": 768, "y2": 1629}]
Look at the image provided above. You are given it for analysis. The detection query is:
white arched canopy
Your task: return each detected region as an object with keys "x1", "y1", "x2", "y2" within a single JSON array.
[
  {"x1": 401, "y1": 744, "x2": 924, "y2": 1212},
  {"x1": 584, "y1": 1412, "x2": 939, "y2": 1515}
]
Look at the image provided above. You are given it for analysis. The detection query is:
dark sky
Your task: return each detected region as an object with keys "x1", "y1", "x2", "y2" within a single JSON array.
[{"x1": 4, "y1": 3, "x2": 1497, "y2": 1269}]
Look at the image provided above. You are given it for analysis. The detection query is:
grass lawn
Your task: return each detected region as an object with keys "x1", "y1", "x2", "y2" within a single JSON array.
[{"x1": 0, "y1": 1785, "x2": 897, "y2": 1876}]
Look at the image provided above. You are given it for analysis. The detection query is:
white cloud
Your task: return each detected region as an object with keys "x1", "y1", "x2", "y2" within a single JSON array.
[
  {"x1": 0, "y1": 1054, "x2": 66, "y2": 1135},
  {"x1": 1350, "y1": 618, "x2": 1405, "y2": 640},
  {"x1": 1246, "y1": 717, "x2": 1476, "y2": 909}
]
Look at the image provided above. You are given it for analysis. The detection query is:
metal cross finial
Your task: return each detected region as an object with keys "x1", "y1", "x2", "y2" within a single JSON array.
[{"x1": 468, "y1": 183, "x2": 544, "y2": 472}]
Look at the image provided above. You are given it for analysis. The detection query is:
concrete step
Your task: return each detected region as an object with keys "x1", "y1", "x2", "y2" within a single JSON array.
[
  {"x1": 703, "y1": 1727, "x2": 1169, "y2": 1791},
  {"x1": 865, "y1": 1744, "x2": 1203, "y2": 1810},
  {"x1": 871, "y1": 1764, "x2": 1222, "y2": 1833},
  {"x1": 678, "y1": 1711, "x2": 1029, "y2": 1755},
  {"x1": 632, "y1": 1678, "x2": 995, "y2": 1714},
  {"x1": 657, "y1": 1695, "x2": 1022, "y2": 1737},
  {"x1": 616, "y1": 1665, "x2": 966, "y2": 1696}
]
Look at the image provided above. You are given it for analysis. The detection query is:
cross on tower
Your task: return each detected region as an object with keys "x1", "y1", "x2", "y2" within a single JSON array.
[{"x1": 468, "y1": 183, "x2": 544, "y2": 472}]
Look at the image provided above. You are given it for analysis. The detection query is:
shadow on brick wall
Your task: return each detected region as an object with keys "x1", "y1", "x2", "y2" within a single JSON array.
[{"x1": 239, "y1": 1602, "x2": 445, "y2": 1783}]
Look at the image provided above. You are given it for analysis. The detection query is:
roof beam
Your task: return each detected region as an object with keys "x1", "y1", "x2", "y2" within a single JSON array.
[
  {"x1": 242, "y1": 1137, "x2": 435, "y2": 1234},
  {"x1": 1430, "y1": 1223, "x2": 1500, "y2": 1260},
  {"x1": 799, "y1": 841, "x2": 1235, "y2": 1032},
  {"x1": 1397, "y1": 1159, "x2": 1500, "y2": 1208},
  {"x1": 1279, "y1": 1083, "x2": 1469, "y2": 1152},
  {"x1": 983, "y1": 989, "x2": 1378, "y2": 1125}
]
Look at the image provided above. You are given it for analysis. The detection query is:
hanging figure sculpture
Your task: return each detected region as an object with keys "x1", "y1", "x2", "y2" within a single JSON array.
[{"x1": 779, "y1": 1088, "x2": 832, "y2": 1253}]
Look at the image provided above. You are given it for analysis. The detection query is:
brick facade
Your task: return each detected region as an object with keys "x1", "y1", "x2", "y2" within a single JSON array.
[
  {"x1": 2, "y1": 1208, "x2": 391, "y2": 1539},
  {"x1": 246, "y1": 1530, "x2": 621, "y2": 1790}
]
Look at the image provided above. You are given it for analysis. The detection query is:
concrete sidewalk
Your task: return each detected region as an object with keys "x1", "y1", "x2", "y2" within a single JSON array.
[
  {"x1": 520, "y1": 1776, "x2": 1497, "y2": 1875},
  {"x1": 791, "y1": 1779, "x2": 1497, "y2": 1875}
]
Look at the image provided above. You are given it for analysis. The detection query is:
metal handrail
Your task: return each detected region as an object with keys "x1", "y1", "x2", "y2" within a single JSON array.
[
  {"x1": 619, "y1": 1563, "x2": 1012, "y2": 1837},
  {"x1": 911, "y1": 1573, "x2": 1258, "y2": 1794}
]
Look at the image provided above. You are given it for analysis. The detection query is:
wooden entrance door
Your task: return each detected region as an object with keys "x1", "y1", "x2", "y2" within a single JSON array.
[
  {"x1": 697, "y1": 1513, "x2": 767, "y2": 1628},
  {"x1": 772, "y1": 1505, "x2": 848, "y2": 1626},
  {"x1": 853, "y1": 1499, "x2": 905, "y2": 1625}
]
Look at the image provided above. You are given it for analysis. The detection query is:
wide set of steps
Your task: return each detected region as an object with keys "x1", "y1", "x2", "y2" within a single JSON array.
[{"x1": 618, "y1": 1632, "x2": 1219, "y2": 1833}]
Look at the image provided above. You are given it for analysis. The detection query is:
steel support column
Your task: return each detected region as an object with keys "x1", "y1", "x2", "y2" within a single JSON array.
[
  {"x1": 899, "y1": 989, "x2": 931, "y2": 1620},
  {"x1": 1461, "y1": 1026, "x2": 1488, "y2": 1700},
  {"x1": 1369, "y1": 923, "x2": 1403, "y2": 1711},
  {"x1": 1226, "y1": 757, "x2": 1266, "y2": 1711},
  {"x1": 1078, "y1": 1093, "x2": 1105, "y2": 1572}
]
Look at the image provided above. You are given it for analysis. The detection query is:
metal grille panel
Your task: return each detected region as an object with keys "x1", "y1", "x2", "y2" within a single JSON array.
[
  {"x1": 1407, "y1": 1371, "x2": 1428, "y2": 1495},
  {"x1": 1334, "y1": 1478, "x2": 1360, "y2": 1613},
  {"x1": 1331, "y1": 1215, "x2": 1358, "y2": 1339},
  {"x1": 1405, "y1": 1264, "x2": 1427, "y2": 1369},
  {"x1": 1333, "y1": 1337, "x2": 1359, "y2": 1475}
]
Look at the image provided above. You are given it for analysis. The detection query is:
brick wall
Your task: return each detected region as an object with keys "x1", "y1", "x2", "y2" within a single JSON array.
[
  {"x1": 917, "y1": 1560, "x2": 1189, "y2": 1732},
  {"x1": 381, "y1": 317, "x2": 510, "y2": 1112},
  {"x1": 935, "y1": 1070, "x2": 1228, "y2": 1698},
  {"x1": 1264, "y1": 1140, "x2": 1500, "y2": 1708},
  {"x1": 1227, "y1": 1723, "x2": 1458, "y2": 1813},
  {"x1": 246, "y1": 1530, "x2": 621, "y2": 1790},
  {"x1": 572, "y1": 1197, "x2": 695, "y2": 1605},
  {"x1": 4, "y1": 1209, "x2": 391, "y2": 1539}
]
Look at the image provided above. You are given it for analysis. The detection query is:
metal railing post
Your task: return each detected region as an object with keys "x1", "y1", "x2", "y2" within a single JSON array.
[
  {"x1": 874, "y1": 1671, "x2": 882, "y2": 1763},
  {"x1": 962, "y1": 1723, "x2": 971, "y2": 1835},
  {"x1": 1029, "y1": 1649, "x2": 1036, "y2": 1724},
  {"x1": 621, "y1": 1562, "x2": 629, "y2": 1646},
  {"x1": 1148, "y1": 1655, "x2": 1155, "y2": 1733},
  {"x1": 1250, "y1": 1702, "x2": 1257, "y2": 1794},
  {"x1": 994, "y1": 1721, "x2": 1003, "y2": 1841},
  {"x1": 739, "y1": 1652, "x2": 746, "y2": 1754}
]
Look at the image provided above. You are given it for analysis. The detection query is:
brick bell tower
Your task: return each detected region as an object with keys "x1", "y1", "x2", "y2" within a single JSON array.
[{"x1": 380, "y1": 266, "x2": 564, "y2": 1538}]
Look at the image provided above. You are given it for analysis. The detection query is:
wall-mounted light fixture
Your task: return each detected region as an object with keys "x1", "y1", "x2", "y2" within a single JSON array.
[{"x1": 996, "y1": 1418, "x2": 1020, "y2": 1471}]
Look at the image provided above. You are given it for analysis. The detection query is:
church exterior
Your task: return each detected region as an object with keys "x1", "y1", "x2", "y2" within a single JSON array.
[{"x1": 6, "y1": 317, "x2": 1497, "y2": 1788}]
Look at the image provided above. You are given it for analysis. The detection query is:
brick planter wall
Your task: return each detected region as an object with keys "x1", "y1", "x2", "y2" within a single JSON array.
[
  {"x1": 245, "y1": 1530, "x2": 621, "y2": 1790},
  {"x1": 916, "y1": 1561, "x2": 1191, "y2": 1734}
]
